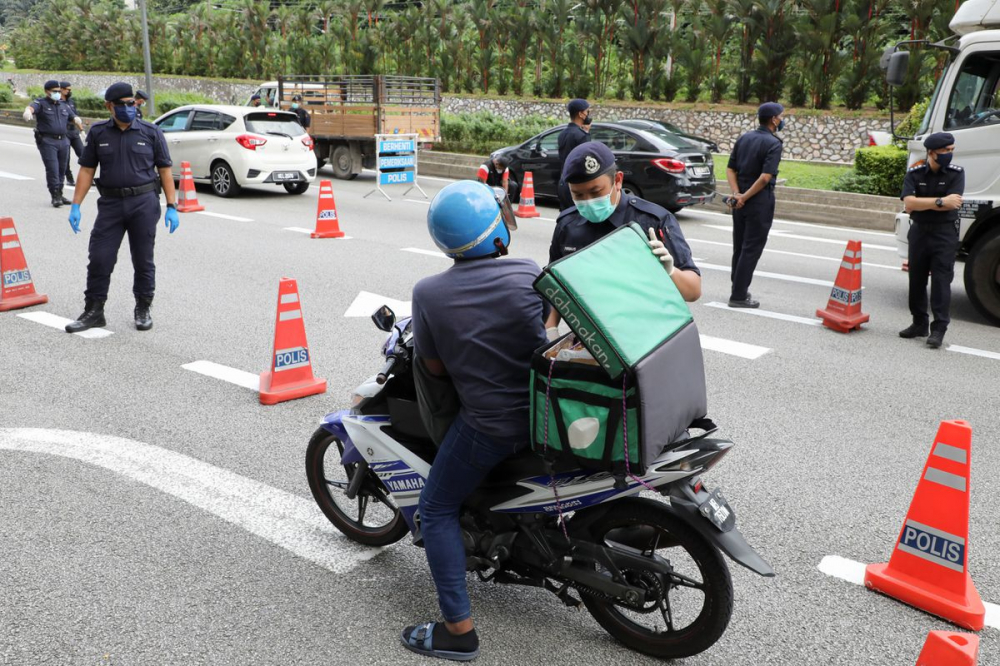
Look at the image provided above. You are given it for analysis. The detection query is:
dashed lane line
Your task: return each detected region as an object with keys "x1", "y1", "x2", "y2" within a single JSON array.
[
  {"x1": 17, "y1": 311, "x2": 113, "y2": 339},
  {"x1": 0, "y1": 169, "x2": 33, "y2": 180},
  {"x1": 698, "y1": 334, "x2": 771, "y2": 360},
  {"x1": 0, "y1": 140, "x2": 35, "y2": 148},
  {"x1": 181, "y1": 360, "x2": 260, "y2": 391},
  {"x1": 947, "y1": 345, "x2": 1000, "y2": 362},
  {"x1": 703, "y1": 302, "x2": 823, "y2": 326},
  {"x1": 687, "y1": 237, "x2": 901, "y2": 270},
  {"x1": 195, "y1": 211, "x2": 254, "y2": 222},
  {"x1": 698, "y1": 262, "x2": 833, "y2": 288}
]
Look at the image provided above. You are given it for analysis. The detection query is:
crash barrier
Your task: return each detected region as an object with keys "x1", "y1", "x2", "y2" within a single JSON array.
[
  {"x1": 514, "y1": 171, "x2": 540, "y2": 219},
  {"x1": 0, "y1": 217, "x2": 48, "y2": 312},
  {"x1": 365, "y1": 133, "x2": 427, "y2": 202},
  {"x1": 259, "y1": 277, "x2": 327, "y2": 405},
  {"x1": 176, "y1": 161, "x2": 205, "y2": 213},
  {"x1": 865, "y1": 420, "x2": 985, "y2": 630},
  {"x1": 915, "y1": 631, "x2": 979, "y2": 666},
  {"x1": 816, "y1": 239, "x2": 870, "y2": 333},
  {"x1": 312, "y1": 180, "x2": 345, "y2": 239}
]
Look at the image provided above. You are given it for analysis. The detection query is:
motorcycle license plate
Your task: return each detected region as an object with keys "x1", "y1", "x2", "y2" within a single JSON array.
[
  {"x1": 693, "y1": 166, "x2": 711, "y2": 177},
  {"x1": 273, "y1": 171, "x2": 299, "y2": 181},
  {"x1": 698, "y1": 488, "x2": 736, "y2": 532}
]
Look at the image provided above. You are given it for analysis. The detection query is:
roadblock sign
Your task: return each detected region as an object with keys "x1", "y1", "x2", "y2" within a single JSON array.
[
  {"x1": 365, "y1": 133, "x2": 426, "y2": 202},
  {"x1": 0, "y1": 217, "x2": 48, "y2": 312}
]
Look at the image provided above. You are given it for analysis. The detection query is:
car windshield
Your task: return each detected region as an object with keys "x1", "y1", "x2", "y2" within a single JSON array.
[{"x1": 244, "y1": 112, "x2": 305, "y2": 137}]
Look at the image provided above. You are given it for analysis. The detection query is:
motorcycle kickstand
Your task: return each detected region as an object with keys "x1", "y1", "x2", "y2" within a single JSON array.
[{"x1": 543, "y1": 579, "x2": 583, "y2": 610}]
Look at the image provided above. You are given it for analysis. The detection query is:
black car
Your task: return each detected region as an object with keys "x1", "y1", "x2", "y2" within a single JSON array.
[
  {"x1": 496, "y1": 122, "x2": 715, "y2": 212},
  {"x1": 617, "y1": 119, "x2": 720, "y2": 154}
]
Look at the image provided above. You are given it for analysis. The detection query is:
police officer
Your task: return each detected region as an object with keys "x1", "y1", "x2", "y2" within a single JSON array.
[
  {"x1": 725, "y1": 101, "x2": 785, "y2": 309},
  {"x1": 899, "y1": 132, "x2": 965, "y2": 348},
  {"x1": 249, "y1": 93, "x2": 263, "y2": 107},
  {"x1": 556, "y1": 98, "x2": 592, "y2": 210},
  {"x1": 134, "y1": 90, "x2": 148, "y2": 120},
  {"x1": 23, "y1": 79, "x2": 80, "y2": 207},
  {"x1": 64, "y1": 82, "x2": 179, "y2": 334},
  {"x1": 545, "y1": 142, "x2": 701, "y2": 338},
  {"x1": 291, "y1": 94, "x2": 310, "y2": 129},
  {"x1": 60, "y1": 81, "x2": 84, "y2": 187}
]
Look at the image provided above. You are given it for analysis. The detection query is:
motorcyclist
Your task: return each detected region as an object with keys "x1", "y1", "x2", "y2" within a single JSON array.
[
  {"x1": 476, "y1": 153, "x2": 518, "y2": 200},
  {"x1": 402, "y1": 181, "x2": 548, "y2": 662}
]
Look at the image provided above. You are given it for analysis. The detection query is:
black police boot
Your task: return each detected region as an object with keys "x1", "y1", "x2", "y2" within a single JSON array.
[
  {"x1": 927, "y1": 329, "x2": 946, "y2": 349},
  {"x1": 134, "y1": 296, "x2": 153, "y2": 331},
  {"x1": 728, "y1": 295, "x2": 760, "y2": 309},
  {"x1": 66, "y1": 171, "x2": 75, "y2": 186},
  {"x1": 65, "y1": 300, "x2": 106, "y2": 333},
  {"x1": 59, "y1": 188, "x2": 72, "y2": 205},
  {"x1": 50, "y1": 189, "x2": 63, "y2": 208},
  {"x1": 898, "y1": 322, "x2": 929, "y2": 339}
]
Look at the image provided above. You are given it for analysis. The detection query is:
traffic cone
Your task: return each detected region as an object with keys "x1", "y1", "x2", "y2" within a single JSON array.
[
  {"x1": 311, "y1": 180, "x2": 345, "y2": 239},
  {"x1": 816, "y1": 239, "x2": 870, "y2": 333},
  {"x1": 259, "y1": 277, "x2": 327, "y2": 405},
  {"x1": 865, "y1": 420, "x2": 985, "y2": 631},
  {"x1": 915, "y1": 631, "x2": 979, "y2": 666},
  {"x1": 0, "y1": 217, "x2": 48, "y2": 312},
  {"x1": 176, "y1": 161, "x2": 205, "y2": 213},
  {"x1": 515, "y1": 171, "x2": 540, "y2": 219}
]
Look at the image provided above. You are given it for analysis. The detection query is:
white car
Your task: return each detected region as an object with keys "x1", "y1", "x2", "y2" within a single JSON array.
[{"x1": 153, "y1": 104, "x2": 317, "y2": 197}]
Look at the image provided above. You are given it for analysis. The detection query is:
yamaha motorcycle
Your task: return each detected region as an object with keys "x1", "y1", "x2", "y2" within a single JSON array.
[{"x1": 306, "y1": 306, "x2": 774, "y2": 659}]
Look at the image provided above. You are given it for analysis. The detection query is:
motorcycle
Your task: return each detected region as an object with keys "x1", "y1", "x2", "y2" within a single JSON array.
[{"x1": 306, "y1": 306, "x2": 774, "y2": 660}]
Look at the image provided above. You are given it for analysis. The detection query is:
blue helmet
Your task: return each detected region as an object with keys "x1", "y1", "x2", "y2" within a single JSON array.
[{"x1": 427, "y1": 181, "x2": 516, "y2": 259}]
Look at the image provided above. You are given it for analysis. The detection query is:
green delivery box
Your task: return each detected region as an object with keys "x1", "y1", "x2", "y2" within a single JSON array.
[{"x1": 531, "y1": 222, "x2": 707, "y2": 476}]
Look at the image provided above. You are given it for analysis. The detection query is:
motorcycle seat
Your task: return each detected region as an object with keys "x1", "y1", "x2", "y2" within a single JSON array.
[{"x1": 481, "y1": 448, "x2": 579, "y2": 487}]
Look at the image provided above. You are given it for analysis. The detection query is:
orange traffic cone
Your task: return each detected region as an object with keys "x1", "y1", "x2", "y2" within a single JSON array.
[
  {"x1": 916, "y1": 631, "x2": 979, "y2": 666},
  {"x1": 311, "y1": 180, "x2": 345, "y2": 239},
  {"x1": 865, "y1": 420, "x2": 985, "y2": 630},
  {"x1": 816, "y1": 239, "x2": 870, "y2": 332},
  {"x1": 515, "y1": 171, "x2": 540, "y2": 219},
  {"x1": 259, "y1": 277, "x2": 327, "y2": 405},
  {"x1": 0, "y1": 217, "x2": 48, "y2": 312},
  {"x1": 176, "y1": 161, "x2": 205, "y2": 213}
]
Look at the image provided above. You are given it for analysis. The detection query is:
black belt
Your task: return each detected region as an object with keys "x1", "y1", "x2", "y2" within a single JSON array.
[
  {"x1": 36, "y1": 131, "x2": 66, "y2": 140},
  {"x1": 97, "y1": 181, "x2": 160, "y2": 198}
]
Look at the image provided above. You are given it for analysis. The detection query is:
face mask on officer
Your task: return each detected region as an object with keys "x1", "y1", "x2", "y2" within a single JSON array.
[
  {"x1": 48, "y1": 90, "x2": 61, "y2": 101},
  {"x1": 292, "y1": 102, "x2": 299, "y2": 110},
  {"x1": 933, "y1": 149, "x2": 954, "y2": 169},
  {"x1": 108, "y1": 98, "x2": 137, "y2": 124},
  {"x1": 582, "y1": 111, "x2": 593, "y2": 126},
  {"x1": 773, "y1": 115, "x2": 785, "y2": 132},
  {"x1": 571, "y1": 171, "x2": 623, "y2": 224}
]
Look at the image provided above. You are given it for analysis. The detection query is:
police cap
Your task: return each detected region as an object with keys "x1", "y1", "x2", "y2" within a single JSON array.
[
  {"x1": 250, "y1": 93, "x2": 261, "y2": 101},
  {"x1": 104, "y1": 82, "x2": 133, "y2": 101},
  {"x1": 135, "y1": 89, "x2": 148, "y2": 100},
  {"x1": 563, "y1": 142, "x2": 616, "y2": 184},
  {"x1": 758, "y1": 101, "x2": 784, "y2": 120},
  {"x1": 59, "y1": 81, "x2": 71, "y2": 88},
  {"x1": 43, "y1": 79, "x2": 60, "y2": 91},
  {"x1": 567, "y1": 98, "x2": 589, "y2": 117},
  {"x1": 923, "y1": 132, "x2": 955, "y2": 150}
]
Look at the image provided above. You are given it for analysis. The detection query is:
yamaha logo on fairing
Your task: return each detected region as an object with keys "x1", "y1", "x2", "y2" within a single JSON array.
[{"x1": 385, "y1": 476, "x2": 425, "y2": 492}]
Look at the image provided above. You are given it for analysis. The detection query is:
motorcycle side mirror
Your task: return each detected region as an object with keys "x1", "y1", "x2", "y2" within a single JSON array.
[
  {"x1": 372, "y1": 305, "x2": 396, "y2": 332},
  {"x1": 885, "y1": 51, "x2": 910, "y2": 87}
]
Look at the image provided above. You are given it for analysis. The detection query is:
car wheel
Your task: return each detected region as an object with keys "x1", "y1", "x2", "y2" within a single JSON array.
[
  {"x1": 211, "y1": 161, "x2": 241, "y2": 198},
  {"x1": 331, "y1": 145, "x2": 358, "y2": 181},
  {"x1": 283, "y1": 181, "x2": 310, "y2": 195},
  {"x1": 622, "y1": 181, "x2": 643, "y2": 199}
]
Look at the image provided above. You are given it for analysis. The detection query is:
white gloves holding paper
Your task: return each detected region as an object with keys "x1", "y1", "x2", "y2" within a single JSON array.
[
  {"x1": 647, "y1": 227, "x2": 675, "y2": 276},
  {"x1": 22, "y1": 106, "x2": 33, "y2": 122}
]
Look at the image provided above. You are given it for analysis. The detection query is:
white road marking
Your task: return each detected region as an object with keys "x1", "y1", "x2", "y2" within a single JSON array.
[
  {"x1": 402, "y1": 247, "x2": 449, "y2": 259},
  {"x1": 0, "y1": 140, "x2": 34, "y2": 148},
  {"x1": 701, "y1": 224, "x2": 896, "y2": 251},
  {"x1": 405, "y1": 199, "x2": 431, "y2": 205},
  {"x1": 686, "y1": 208, "x2": 897, "y2": 237},
  {"x1": 704, "y1": 301, "x2": 823, "y2": 326},
  {"x1": 17, "y1": 311, "x2": 113, "y2": 339},
  {"x1": 947, "y1": 345, "x2": 1000, "y2": 362},
  {"x1": 818, "y1": 555, "x2": 1000, "y2": 630},
  {"x1": 0, "y1": 428, "x2": 380, "y2": 573},
  {"x1": 698, "y1": 262, "x2": 833, "y2": 287},
  {"x1": 699, "y1": 334, "x2": 770, "y2": 359},
  {"x1": 195, "y1": 211, "x2": 253, "y2": 222},
  {"x1": 182, "y1": 360, "x2": 260, "y2": 391},
  {"x1": 0, "y1": 169, "x2": 33, "y2": 180},
  {"x1": 687, "y1": 237, "x2": 901, "y2": 270},
  {"x1": 283, "y1": 227, "x2": 353, "y2": 239},
  {"x1": 345, "y1": 290, "x2": 412, "y2": 318}
]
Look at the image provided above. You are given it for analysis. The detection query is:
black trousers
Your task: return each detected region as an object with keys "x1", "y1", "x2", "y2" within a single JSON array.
[
  {"x1": 85, "y1": 191, "x2": 160, "y2": 302},
  {"x1": 908, "y1": 221, "x2": 959, "y2": 332},
  {"x1": 65, "y1": 134, "x2": 84, "y2": 177},
  {"x1": 37, "y1": 135, "x2": 69, "y2": 193},
  {"x1": 730, "y1": 190, "x2": 775, "y2": 299}
]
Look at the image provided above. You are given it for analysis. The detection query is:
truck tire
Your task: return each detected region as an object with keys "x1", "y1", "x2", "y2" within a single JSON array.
[
  {"x1": 331, "y1": 145, "x2": 358, "y2": 181},
  {"x1": 964, "y1": 226, "x2": 1000, "y2": 326}
]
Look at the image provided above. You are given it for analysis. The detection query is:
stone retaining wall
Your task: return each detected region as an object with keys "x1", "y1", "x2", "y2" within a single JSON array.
[{"x1": 4, "y1": 72, "x2": 256, "y2": 106}]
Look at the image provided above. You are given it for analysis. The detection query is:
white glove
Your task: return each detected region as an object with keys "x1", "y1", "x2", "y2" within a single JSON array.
[
  {"x1": 73, "y1": 116, "x2": 83, "y2": 129},
  {"x1": 647, "y1": 227, "x2": 675, "y2": 276},
  {"x1": 546, "y1": 327, "x2": 560, "y2": 342},
  {"x1": 22, "y1": 107, "x2": 33, "y2": 122}
]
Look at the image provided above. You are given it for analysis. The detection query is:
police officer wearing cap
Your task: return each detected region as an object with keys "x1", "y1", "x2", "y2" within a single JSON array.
[
  {"x1": 899, "y1": 132, "x2": 965, "y2": 349},
  {"x1": 134, "y1": 90, "x2": 148, "y2": 120},
  {"x1": 291, "y1": 94, "x2": 310, "y2": 129},
  {"x1": 249, "y1": 93, "x2": 264, "y2": 107},
  {"x1": 725, "y1": 101, "x2": 785, "y2": 308},
  {"x1": 60, "y1": 81, "x2": 84, "y2": 187},
  {"x1": 545, "y1": 142, "x2": 702, "y2": 338},
  {"x1": 23, "y1": 79, "x2": 81, "y2": 207},
  {"x1": 556, "y1": 98, "x2": 592, "y2": 210},
  {"x1": 64, "y1": 82, "x2": 179, "y2": 334}
]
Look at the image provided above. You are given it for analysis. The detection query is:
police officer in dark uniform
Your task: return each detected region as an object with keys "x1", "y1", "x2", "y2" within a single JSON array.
[
  {"x1": 545, "y1": 142, "x2": 702, "y2": 338},
  {"x1": 65, "y1": 82, "x2": 179, "y2": 334},
  {"x1": 725, "y1": 101, "x2": 785, "y2": 308},
  {"x1": 556, "y1": 98, "x2": 592, "y2": 211},
  {"x1": 23, "y1": 79, "x2": 80, "y2": 207},
  {"x1": 899, "y1": 132, "x2": 965, "y2": 349},
  {"x1": 60, "y1": 81, "x2": 84, "y2": 187},
  {"x1": 134, "y1": 90, "x2": 148, "y2": 120},
  {"x1": 291, "y1": 94, "x2": 310, "y2": 129}
]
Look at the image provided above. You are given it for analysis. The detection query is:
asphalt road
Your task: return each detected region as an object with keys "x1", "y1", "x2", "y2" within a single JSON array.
[{"x1": 1, "y1": 121, "x2": 999, "y2": 666}]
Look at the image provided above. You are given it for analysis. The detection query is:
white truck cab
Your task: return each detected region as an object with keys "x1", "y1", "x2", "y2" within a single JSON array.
[{"x1": 888, "y1": 0, "x2": 1000, "y2": 325}]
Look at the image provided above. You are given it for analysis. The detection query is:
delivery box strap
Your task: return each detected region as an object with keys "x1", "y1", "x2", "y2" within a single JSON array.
[
  {"x1": 533, "y1": 378, "x2": 639, "y2": 411},
  {"x1": 535, "y1": 378, "x2": 630, "y2": 472},
  {"x1": 541, "y1": 356, "x2": 570, "y2": 541}
]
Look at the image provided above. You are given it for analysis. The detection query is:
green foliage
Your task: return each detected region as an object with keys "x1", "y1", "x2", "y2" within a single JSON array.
[
  {"x1": 68, "y1": 88, "x2": 105, "y2": 114},
  {"x1": 0, "y1": 82, "x2": 13, "y2": 105},
  {"x1": 154, "y1": 90, "x2": 218, "y2": 114},
  {"x1": 836, "y1": 145, "x2": 908, "y2": 196},
  {"x1": 440, "y1": 111, "x2": 559, "y2": 155},
  {"x1": 831, "y1": 170, "x2": 881, "y2": 195},
  {"x1": 895, "y1": 99, "x2": 930, "y2": 139}
]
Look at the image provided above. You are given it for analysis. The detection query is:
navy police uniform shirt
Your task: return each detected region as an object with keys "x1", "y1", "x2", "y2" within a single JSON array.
[
  {"x1": 557, "y1": 123, "x2": 590, "y2": 166},
  {"x1": 727, "y1": 127, "x2": 783, "y2": 193},
  {"x1": 549, "y1": 195, "x2": 700, "y2": 275},
  {"x1": 79, "y1": 118, "x2": 172, "y2": 189},
  {"x1": 30, "y1": 97, "x2": 72, "y2": 136},
  {"x1": 901, "y1": 163, "x2": 965, "y2": 225},
  {"x1": 63, "y1": 98, "x2": 82, "y2": 137}
]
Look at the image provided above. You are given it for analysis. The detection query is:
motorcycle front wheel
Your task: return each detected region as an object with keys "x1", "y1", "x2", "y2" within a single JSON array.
[
  {"x1": 305, "y1": 427, "x2": 409, "y2": 547},
  {"x1": 577, "y1": 499, "x2": 733, "y2": 659}
]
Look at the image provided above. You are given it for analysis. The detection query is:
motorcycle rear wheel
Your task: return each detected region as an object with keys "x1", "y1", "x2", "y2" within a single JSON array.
[
  {"x1": 305, "y1": 427, "x2": 409, "y2": 547},
  {"x1": 577, "y1": 499, "x2": 733, "y2": 659}
]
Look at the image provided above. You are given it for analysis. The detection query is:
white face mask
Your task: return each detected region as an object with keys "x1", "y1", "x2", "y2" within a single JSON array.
[{"x1": 49, "y1": 91, "x2": 61, "y2": 101}]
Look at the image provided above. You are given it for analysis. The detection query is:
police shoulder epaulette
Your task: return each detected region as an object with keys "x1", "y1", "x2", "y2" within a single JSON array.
[
  {"x1": 556, "y1": 206, "x2": 578, "y2": 222},
  {"x1": 948, "y1": 164, "x2": 963, "y2": 172},
  {"x1": 908, "y1": 164, "x2": 927, "y2": 172},
  {"x1": 628, "y1": 196, "x2": 668, "y2": 217}
]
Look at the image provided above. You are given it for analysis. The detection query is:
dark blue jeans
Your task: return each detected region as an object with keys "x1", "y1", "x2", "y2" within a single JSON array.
[{"x1": 418, "y1": 414, "x2": 525, "y2": 623}]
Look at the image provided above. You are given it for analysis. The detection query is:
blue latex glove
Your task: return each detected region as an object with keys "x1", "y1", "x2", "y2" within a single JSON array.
[
  {"x1": 68, "y1": 204, "x2": 81, "y2": 234},
  {"x1": 165, "y1": 206, "x2": 180, "y2": 234}
]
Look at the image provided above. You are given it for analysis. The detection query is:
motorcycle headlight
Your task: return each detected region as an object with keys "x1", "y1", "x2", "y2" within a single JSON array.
[{"x1": 350, "y1": 393, "x2": 364, "y2": 408}]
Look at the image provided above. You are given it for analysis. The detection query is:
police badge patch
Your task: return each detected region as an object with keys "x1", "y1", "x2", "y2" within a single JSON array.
[{"x1": 584, "y1": 155, "x2": 600, "y2": 174}]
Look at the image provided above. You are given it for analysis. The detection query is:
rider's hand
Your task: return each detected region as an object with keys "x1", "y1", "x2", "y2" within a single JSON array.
[
  {"x1": 546, "y1": 327, "x2": 560, "y2": 342},
  {"x1": 164, "y1": 205, "x2": 180, "y2": 233},
  {"x1": 943, "y1": 193, "x2": 963, "y2": 210},
  {"x1": 68, "y1": 204, "x2": 81, "y2": 234},
  {"x1": 647, "y1": 228, "x2": 675, "y2": 276}
]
